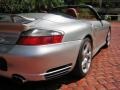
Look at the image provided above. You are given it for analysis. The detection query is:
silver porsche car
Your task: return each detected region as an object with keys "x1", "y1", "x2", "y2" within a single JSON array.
[{"x1": 0, "y1": 5, "x2": 111, "y2": 83}]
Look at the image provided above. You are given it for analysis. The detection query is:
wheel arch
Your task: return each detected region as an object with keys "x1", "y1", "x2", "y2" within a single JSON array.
[
  {"x1": 83, "y1": 34, "x2": 93, "y2": 50},
  {"x1": 70, "y1": 34, "x2": 93, "y2": 77}
]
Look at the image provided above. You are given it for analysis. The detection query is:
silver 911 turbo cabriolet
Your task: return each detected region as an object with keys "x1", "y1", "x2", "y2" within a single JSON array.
[{"x1": 0, "y1": 5, "x2": 111, "y2": 83}]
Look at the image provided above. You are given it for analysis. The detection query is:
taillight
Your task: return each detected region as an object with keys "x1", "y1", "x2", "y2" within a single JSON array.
[{"x1": 17, "y1": 29, "x2": 64, "y2": 45}]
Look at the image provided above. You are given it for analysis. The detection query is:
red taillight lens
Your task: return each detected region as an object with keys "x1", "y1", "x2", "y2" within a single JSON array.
[{"x1": 17, "y1": 35, "x2": 63, "y2": 45}]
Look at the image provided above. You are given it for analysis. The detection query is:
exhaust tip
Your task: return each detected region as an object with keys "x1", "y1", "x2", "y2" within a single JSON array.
[{"x1": 12, "y1": 74, "x2": 26, "y2": 84}]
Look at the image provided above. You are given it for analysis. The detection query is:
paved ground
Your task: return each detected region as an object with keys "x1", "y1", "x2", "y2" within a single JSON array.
[{"x1": 0, "y1": 22, "x2": 120, "y2": 90}]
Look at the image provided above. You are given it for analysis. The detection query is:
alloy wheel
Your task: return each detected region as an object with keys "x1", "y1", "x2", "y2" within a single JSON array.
[{"x1": 81, "y1": 41, "x2": 92, "y2": 73}]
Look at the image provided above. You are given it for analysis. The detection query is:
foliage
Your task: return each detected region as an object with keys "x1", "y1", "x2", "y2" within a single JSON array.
[
  {"x1": 0, "y1": 0, "x2": 65, "y2": 13},
  {"x1": 0, "y1": 0, "x2": 113, "y2": 13},
  {"x1": 1, "y1": 0, "x2": 94, "y2": 13},
  {"x1": 74, "y1": 0, "x2": 84, "y2": 5}
]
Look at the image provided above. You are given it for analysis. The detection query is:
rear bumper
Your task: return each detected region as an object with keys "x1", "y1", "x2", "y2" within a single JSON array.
[{"x1": 0, "y1": 40, "x2": 82, "y2": 81}]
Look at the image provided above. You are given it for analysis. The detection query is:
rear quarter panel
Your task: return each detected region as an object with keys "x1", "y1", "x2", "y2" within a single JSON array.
[{"x1": 57, "y1": 21, "x2": 93, "y2": 42}]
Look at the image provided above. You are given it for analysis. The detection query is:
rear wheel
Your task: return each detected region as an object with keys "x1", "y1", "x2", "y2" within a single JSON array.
[{"x1": 72, "y1": 38, "x2": 92, "y2": 78}]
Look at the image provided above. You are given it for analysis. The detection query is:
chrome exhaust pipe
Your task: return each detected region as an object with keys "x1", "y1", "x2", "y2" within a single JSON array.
[{"x1": 12, "y1": 74, "x2": 26, "y2": 84}]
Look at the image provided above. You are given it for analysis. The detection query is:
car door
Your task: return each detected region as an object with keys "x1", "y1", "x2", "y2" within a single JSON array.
[{"x1": 91, "y1": 20, "x2": 106, "y2": 48}]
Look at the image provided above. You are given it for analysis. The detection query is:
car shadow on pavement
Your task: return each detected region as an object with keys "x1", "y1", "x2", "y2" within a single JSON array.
[{"x1": 0, "y1": 74, "x2": 81, "y2": 90}]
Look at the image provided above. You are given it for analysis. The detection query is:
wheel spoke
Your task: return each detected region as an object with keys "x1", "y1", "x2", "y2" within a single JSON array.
[
  {"x1": 87, "y1": 51, "x2": 91, "y2": 57},
  {"x1": 83, "y1": 43, "x2": 90, "y2": 56}
]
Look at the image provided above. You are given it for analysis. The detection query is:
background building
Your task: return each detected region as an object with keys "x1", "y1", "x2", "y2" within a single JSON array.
[
  {"x1": 65, "y1": 0, "x2": 120, "y2": 20},
  {"x1": 83, "y1": 0, "x2": 120, "y2": 20},
  {"x1": 83, "y1": 0, "x2": 120, "y2": 13}
]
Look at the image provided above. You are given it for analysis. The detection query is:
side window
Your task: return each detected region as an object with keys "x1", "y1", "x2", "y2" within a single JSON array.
[{"x1": 76, "y1": 8, "x2": 97, "y2": 20}]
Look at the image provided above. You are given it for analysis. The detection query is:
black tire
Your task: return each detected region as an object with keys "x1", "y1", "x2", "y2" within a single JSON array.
[
  {"x1": 104, "y1": 30, "x2": 111, "y2": 48},
  {"x1": 72, "y1": 38, "x2": 92, "y2": 78}
]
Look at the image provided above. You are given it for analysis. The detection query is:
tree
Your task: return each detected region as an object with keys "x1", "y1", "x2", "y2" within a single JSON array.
[
  {"x1": 98, "y1": 0, "x2": 102, "y2": 8},
  {"x1": 0, "y1": 0, "x2": 65, "y2": 13},
  {"x1": 64, "y1": 0, "x2": 84, "y2": 5}
]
